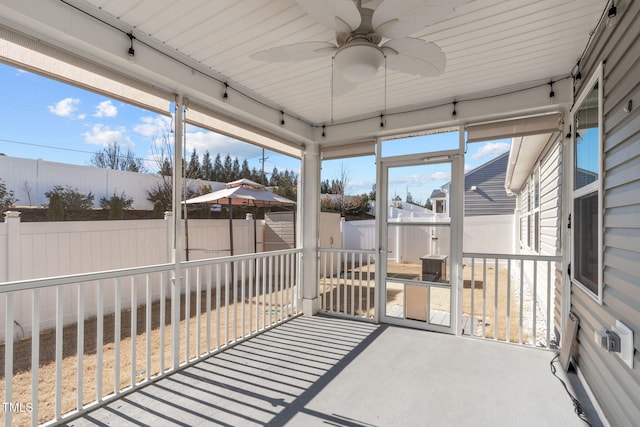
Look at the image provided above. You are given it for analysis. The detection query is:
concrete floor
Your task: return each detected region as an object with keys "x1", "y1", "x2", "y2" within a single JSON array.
[{"x1": 68, "y1": 315, "x2": 600, "y2": 427}]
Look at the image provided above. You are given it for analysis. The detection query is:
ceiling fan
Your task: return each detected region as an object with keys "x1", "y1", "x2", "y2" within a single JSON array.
[{"x1": 251, "y1": 0, "x2": 472, "y2": 95}]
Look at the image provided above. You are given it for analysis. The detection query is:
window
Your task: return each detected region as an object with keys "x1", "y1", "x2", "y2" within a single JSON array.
[
  {"x1": 520, "y1": 168, "x2": 540, "y2": 253},
  {"x1": 571, "y1": 65, "x2": 602, "y2": 302}
]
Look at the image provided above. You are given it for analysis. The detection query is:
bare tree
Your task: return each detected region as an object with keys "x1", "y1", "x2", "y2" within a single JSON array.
[{"x1": 89, "y1": 142, "x2": 147, "y2": 172}]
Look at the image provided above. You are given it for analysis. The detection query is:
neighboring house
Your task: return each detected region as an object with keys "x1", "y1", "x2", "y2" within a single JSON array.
[{"x1": 434, "y1": 151, "x2": 516, "y2": 217}]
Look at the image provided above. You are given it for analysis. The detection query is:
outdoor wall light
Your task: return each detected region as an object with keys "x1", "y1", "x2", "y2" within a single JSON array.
[
  {"x1": 549, "y1": 80, "x2": 555, "y2": 98},
  {"x1": 127, "y1": 32, "x2": 135, "y2": 60},
  {"x1": 606, "y1": 0, "x2": 617, "y2": 27},
  {"x1": 222, "y1": 82, "x2": 229, "y2": 101},
  {"x1": 452, "y1": 100, "x2": 457, "y2": 118}
]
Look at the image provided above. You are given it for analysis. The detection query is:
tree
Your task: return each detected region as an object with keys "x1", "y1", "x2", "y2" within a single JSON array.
[
  {"x1": 186, "y1": 148, "x2": 201, "y2": 179},
  {"x1": 99, "y1": 191, "x2": 134, "y2": 219},
  {"x1": 369, "y1": 184, "x2": 376, "y2": 201},
  {"x1": 45, "y1": 185, "x2": 94, "y2": 210},
  {"x1": 240, "y1": 159, "x2": 251, "y2": 180},
  {"x1": 89, "y1": 142, "x2": 146, "y2": 172},
  {"x1": 201, "y1": 151, "x2": 213, "y2": 180},
  {"x1": 212, "y1": 154, "x2": 223, "y2": 182},
  {"x1": 222, "y1": 154, "x2": 233, "y2": 182},
  {"x1": 0, "y1": 178, "x2": 17, "y2": 214}
]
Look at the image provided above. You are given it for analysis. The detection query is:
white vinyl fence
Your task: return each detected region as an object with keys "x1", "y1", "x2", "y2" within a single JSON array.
[{"x1": 0, "y1": 212, "x2": 265, "y2": 340}]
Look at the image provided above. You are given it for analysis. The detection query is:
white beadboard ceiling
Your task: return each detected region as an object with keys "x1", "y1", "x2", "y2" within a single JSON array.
[
  {"x1": 73, "y1": 0, "x2": 607, "y2": 127},
  {"x1": 2, "y1": 0, "x2": 609, "y2": 141}
]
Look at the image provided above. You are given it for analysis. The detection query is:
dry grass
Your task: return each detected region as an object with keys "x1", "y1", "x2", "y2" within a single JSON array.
[{"x1": 1, "y1": 285, "x2": 294, "y2": 426}]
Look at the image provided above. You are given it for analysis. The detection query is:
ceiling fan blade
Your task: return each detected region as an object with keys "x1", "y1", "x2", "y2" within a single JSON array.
[
  {"x1": 332, "y1": 71, "x2": 360, "y2": 96},
  {"x1": 297, "y1": 0, "x2": 361, "y2": 33},
  {"x1": 250, "y1": 42, "x2": 337, "y2": 62},
  {"x1": 373, "y1": 0, "x2": 472, "y2": 39},
  {"x1": 382, "y1": 38, "x2": 445, "y2": 76}
]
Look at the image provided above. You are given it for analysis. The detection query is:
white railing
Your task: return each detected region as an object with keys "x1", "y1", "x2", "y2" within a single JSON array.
[
  {"x1": 462, "y1": 252, "x2": 562, "y2": 348},
  {"x1": 318, "y1": 249, "x2": 377, "y2": 322},
  {"x1": 0, "y1": 249, "x2": 301, "y2": 427}
]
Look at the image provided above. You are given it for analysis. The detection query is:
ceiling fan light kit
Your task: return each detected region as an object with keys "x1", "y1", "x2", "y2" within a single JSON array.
[{"x1": 334, "y1": 41, "x2": 385, "y2": 83}]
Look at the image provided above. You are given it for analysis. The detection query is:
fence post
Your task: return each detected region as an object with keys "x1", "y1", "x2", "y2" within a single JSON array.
[
  {"x1": 164, "y1": 211, "x2": 174, "y2": 263},
  {"x1": 5, "y1": 211, "x2": 21, "y2": 282},
  {"x1": 246, "y1": 213, "x2": 255, "y2": 253}
]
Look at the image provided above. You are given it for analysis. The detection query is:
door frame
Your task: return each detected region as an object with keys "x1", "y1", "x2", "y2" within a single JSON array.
[{"x1": 375, "y1": 132, "x2": 465, "y2": 334}]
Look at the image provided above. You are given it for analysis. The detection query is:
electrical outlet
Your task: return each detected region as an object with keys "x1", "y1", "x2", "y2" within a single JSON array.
[{"x1": 612, "y1": 320, "x2": 634, "y2": 369}]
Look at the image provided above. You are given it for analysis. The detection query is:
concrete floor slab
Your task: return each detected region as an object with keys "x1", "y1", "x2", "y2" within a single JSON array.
[{"x1": 68, "y1": 315, "x2": 600, "y2": 427}]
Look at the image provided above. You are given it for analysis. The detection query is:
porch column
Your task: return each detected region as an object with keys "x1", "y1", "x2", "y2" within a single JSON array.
[
  {"x1": 301, "y1": 144, "x2": 320, "y2": 316},
  {"x1": 171, "y1": 95, "x2": 184, "y2": 369}
]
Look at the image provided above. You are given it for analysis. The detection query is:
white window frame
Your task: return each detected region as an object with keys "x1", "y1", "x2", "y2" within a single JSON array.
[{"x1": 570, "y1": 63, "x2": 604, "y2": 304}]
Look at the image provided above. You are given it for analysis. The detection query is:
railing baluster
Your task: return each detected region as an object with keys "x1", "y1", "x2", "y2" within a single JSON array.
[
  {"x1": 494, "y1": 258, "x2": 498, "y2": 341},
  {"x1": 145, "y1": 274, "x2": 151, "y2": 382},
  {"x1": 329, "y1": 252, "x2": 334, "y2": 312},
  {"x1": 280, "y1": 254, "x2": 285, "y2": 322},
  {"x1": 366, "y1": 254, "x2": 371, "y2": 317},
  {"x1": 533, "y1": 259, "x2": 538, "y2": 347},
  {"x1": 159, "y1": 273, "x2": 165, "y2": 374},
  {"x1": 77, "y1": 282, "x2": 84, "y2": 410},
  {"x1": 55, "y1": 286, "x2": 63, "y2": 419},
  {"x1": 470, "y1": 257, "x2": 475, "y2": 337},
  {"x1": 216, "y1": 264, "x2": 221, "y2": 350},
  {"x1": 547, "y1": 260, "x2": 552, "y2": 348},
  {"x1": 343, "y1": 252, "x2": 348, "y2": 315},
  {"x1": 185, "y1": 268, "x2": 190, "y2": 361},
  {"x1": 130, "y1": 276, "x2": 137, "y2": 387},
  {"x1": 482, "y1": 258, "x2": 486, "y2": 338},
  {"x1": 262, "y1": 257, "x2": 267, "y2": 330},
  {"x1": 225, "y1": 262, "x2": 230, "y2": 345},
  {"x1": 358, "y1": 253, "x2": 363, "y2": 317},
  {"x1": 255, "y1": 258, "x2": 260, "y2": 332},
  {"x1": 268, "y1": 256, "x2": 274, "y2": 327},
  {"x1": 248, "y1": 259, "x2": 254, "y2": 334},
  {"x1": 506, "y1": 259, "x2": 511, "y2": 343},
  {"x1": 519, "y1": 259, "x2": 524, "y2": 345},
  {"x1": 196, "y1": 267, "x2": 202, "y2": 356},
  {"x1": 350, "y1": 252, "x2": 355, "y2": 317},
  {"x1": 31, "y1": 289, "x2": 40, "y2": 427},
  {"x1": 114, "y1": 278, "x2": 121, "y2": 395},
  {"x1": 4, "y1": 292, "x2": 14, "y2": 427},
  {"x1": 97, "y1": 280, "x2": 104, "y2": 400},
  {"x1": 206, "y1": 265, "x2": 212, "y2": 353},
  {"x1": 233, "y1": 261, "x2": 238, "y2": 342}
]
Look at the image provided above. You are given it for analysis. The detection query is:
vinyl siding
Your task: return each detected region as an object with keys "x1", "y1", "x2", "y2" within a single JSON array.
[
  {"x1": 464, "y1": 152, "x2": 516, "y2": 216},
  {"x1": 571, "y1": 0, "x2": 640, "y2": 425},
  {"x1": 517, "y1": 138, "x2": 563, "y2": 337}
]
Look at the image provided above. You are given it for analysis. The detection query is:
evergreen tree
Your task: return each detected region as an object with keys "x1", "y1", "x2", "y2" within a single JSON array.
[
  {"x1": 201, "y1": 151, "x2": 213, "y2": 180},
  {"x1": 186, "y1": 148, "x2": 201, "y2": 179},
  {"x1": 269, "y1": 167, "x2": 280, "y2": 187},
  {"x1": 240, "y1": 159, "x2": 251, "y2": 180},
  {"x1": 231, "y1": 157, "x2": 241, "y2": 181},
  {"x1": 212, "y1": 154, "x2": 223, "y2": 181},
  {"x1": 222, "y1": 154, "x2": 233, "y2": 182}
]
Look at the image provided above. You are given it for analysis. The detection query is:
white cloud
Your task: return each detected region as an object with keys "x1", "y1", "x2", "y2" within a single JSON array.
[
  {"x1": 83, "y1": 123, "x2": 134, "y2": 147},
  {"x1": 48, "y1": 97, "x2": 80, "y2": 117},
  {"x1": 471, "y1": 142, "x2": 510, "y2": 161},
  {"x1": 464, "y1": 164, "x2": 474, "y2": 172},
  {"x1": 93, "y1": 100, "x2": 118, "y2": 118},
  {"x1": 133, "y1": 116, "x2": 172, "y2": 137}
]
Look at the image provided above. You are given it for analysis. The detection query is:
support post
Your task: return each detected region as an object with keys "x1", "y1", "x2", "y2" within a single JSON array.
[
  {"x1": 171, "y1": 95, "x2": 184, "y2": 369},
  {"x1": 301, "y1": 145, "x2": 320, "y2": 316}
]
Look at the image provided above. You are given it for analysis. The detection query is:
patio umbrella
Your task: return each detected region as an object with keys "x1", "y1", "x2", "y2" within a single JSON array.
[{"x1": 184, "y1": 178, "x2": 296, "y2": 256}]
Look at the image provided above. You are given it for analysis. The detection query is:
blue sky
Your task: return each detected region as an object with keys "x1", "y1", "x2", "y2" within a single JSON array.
[{"x1": 0, "y1": 62, "x2": 510, "y2": 202}]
